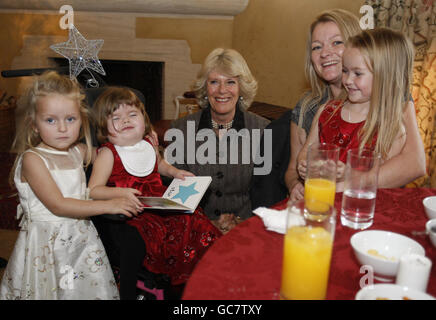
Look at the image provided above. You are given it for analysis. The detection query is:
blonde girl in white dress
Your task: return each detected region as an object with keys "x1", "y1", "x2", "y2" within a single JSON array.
[{"x1": 0, "y1": 71, "x2": 142, "y2": 300}]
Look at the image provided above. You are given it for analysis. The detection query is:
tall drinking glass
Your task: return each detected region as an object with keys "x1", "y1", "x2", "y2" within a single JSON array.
[
  {"x1": 341, "y1": 148, "x2": 380, "y2": 229},
  {"x1": 304, "y1": 143, "x2": 339, "y2": 211},
  {"x1": 280, "y1": 199, "x2": 336, "y2": 300}
]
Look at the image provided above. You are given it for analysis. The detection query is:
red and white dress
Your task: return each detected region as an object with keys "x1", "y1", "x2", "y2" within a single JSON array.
[{"x1": 101, "y1": 139, "x2": 220, "y2": 285}]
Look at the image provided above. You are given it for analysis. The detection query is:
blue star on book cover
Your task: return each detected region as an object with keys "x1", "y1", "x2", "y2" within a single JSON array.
[{"x1": 171, "y1": 182, "x2": 199, "y2": 204}]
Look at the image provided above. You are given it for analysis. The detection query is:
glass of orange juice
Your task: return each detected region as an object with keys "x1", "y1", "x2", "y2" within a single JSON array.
[
  {"x1": 304, "y1": 143, "x2": 339, "y2": 210},
  {"x1": 280, "y1": 199, "x2": 336, "y2": 300}
]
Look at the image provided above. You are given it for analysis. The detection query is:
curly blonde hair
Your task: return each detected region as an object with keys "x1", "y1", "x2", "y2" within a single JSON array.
[
  {"x1": 193, "y1": 48, "x2": 257, "y2": 110},
  {"x1": 10, "y1": 71, "x2": 92, "y2": 185}
]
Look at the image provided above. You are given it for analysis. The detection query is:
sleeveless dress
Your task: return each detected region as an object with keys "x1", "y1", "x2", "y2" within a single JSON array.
[
  {"x1": 0, "y1": 146, "x2": 119, "y2": 300},
  {"x1": 318, "y1": 100, "x2": 377, "y2": 163},
  {"x1": 102, "y1": 139, "x2": 220, "y2": 285}
]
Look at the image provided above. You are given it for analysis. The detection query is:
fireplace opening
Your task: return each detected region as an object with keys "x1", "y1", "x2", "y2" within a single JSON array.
[{"x1": 52, "y1": 58, "x2": 164, "y2": 123}]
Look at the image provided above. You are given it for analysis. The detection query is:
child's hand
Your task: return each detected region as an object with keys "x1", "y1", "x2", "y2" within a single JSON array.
[
  {"x1": 297, "y1": 159, "x2": 307, "y2": 180},
  {"x1": 289, "y1": 181, "x2": 305, "y2": 202},
  {"x1": 119, "y1": 188, "x2": 144, "y2": 209},
  {"x1": 106, "y1": 198, "x2": 143, "y2": 217},
  {"x1": 173, "y1": 169, "x2": 195, "y2": 180},
  {"x1": 336, "y1": 161, "x2": 346, "y2": 181}
]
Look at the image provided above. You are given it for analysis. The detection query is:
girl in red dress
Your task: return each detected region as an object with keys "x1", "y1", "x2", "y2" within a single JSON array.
[
  {"x1": 296, "y1": 28, "x2": 418, "y2": 192},
  {"x1": 88, "y1": 87, "x2": 220, "y2": 299}
]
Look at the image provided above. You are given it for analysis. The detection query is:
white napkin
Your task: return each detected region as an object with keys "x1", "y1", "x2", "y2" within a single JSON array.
[{"x1": 253, "y1": 207, "x2": 305, "y2": 234}]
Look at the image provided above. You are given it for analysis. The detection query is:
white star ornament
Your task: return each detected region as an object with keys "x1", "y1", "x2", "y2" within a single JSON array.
[{"x1": 50, "y1": 25, "x2": 105, "y2": 79}]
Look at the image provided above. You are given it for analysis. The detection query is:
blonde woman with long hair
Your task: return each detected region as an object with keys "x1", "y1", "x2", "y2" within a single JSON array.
[
  {"x1": 297, "y1": 28, "x2": 421, "y2": 192},
  {"x1": 286, "y1": 9, "x2": 425, "y2": 201}
]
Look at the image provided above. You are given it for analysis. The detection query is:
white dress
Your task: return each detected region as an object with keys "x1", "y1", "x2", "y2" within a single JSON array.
[{"x1": 0, "y1": 146, "x2": 119, "y2": 300}]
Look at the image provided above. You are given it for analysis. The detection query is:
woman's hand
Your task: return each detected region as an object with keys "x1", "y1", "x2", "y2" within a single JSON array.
[
  {"x1": 211, "y1": 213, "x2": 241, "y2": 234},
  {"x1": 289, "y1": 181, "x2": 305, "y2": 202},
  {"x1": 146, "y1": 130, "x2": 159, "y2": 146},
  {"x1": 297, "y1": 159, "x2": 307, "y2": 180}
]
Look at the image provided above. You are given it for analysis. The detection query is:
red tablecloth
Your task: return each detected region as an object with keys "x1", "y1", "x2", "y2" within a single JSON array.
[{"x1": 182, "y1": 188, "x2": 436, "y2": 300}]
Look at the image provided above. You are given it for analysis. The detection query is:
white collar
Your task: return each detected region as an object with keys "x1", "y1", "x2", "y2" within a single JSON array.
[{"x1": 114, "y1": 140, "x2": 156, "y2": 177}]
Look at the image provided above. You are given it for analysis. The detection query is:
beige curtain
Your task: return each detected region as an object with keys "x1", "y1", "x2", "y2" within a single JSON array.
[{"x1": 364, "y1": 0, "x2": 436, "y2": 187}]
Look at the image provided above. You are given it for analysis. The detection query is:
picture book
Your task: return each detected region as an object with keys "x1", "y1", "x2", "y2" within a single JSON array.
[{"x1": 138, "y1": 176, "x2": 212, "y2": 213}]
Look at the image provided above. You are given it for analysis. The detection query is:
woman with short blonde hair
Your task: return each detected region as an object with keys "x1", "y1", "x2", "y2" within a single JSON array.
[
  {"x1": 171, "y1": 47, "x2": 269, "y2": 233},
  {"x1": 193, "y1": 48, "x2": 258, "y2": 110}
]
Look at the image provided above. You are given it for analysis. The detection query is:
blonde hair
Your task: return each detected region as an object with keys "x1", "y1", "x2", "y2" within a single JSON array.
[
  {"x1": 193, "y1": 48, "x2": 257, "y2": 110},
  {"x1": 299, "y1": 9, "x2": 361, "y2": 125},
  {"x1": 10, "y1": 71, "x2": 92, "y2": 185},
  {"x1": 93, "y1": 87, "x2": 152, "y2": 144},
  {"x1": 347, "y1": 27, "x2": 414, "y2": 158}
]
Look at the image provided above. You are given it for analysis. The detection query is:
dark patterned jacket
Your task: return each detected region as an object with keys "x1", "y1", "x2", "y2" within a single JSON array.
[
  {"x1": 250, "y1": 109, "x2": 292, "y2": 209},
  {"x1": 170, "y1": 105, "x2": 269, "y2": 221}
]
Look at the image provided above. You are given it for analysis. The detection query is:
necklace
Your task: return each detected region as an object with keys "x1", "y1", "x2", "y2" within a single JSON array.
[
  {"x1": 342, "y1": 101, "x2": 351, "y2": 122},
  {"x1": 211, "y1": 118, "x2": 233, "y2": 130},
  {"x1": 344, "y1": 101, "x2": 370, "y2": 123}
]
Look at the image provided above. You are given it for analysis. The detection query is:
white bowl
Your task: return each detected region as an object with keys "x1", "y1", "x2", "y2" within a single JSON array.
[
  {"x1": 423, "y1": 196, "x2": 436, "y2": 219},
  {"x1": 426, "y1": 219, "x2": 436, "y2": 248},
  {"x1": 350, "y1": 230, "x2": 425, "y2": 280},
  {"x1": 355, "y1": 284, "x2": 435, "y2": 300}
]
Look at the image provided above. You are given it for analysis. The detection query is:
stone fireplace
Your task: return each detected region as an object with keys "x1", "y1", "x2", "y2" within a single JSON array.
[
  {"x1": 11, "y1": 32, "x2": 201, "y2": 120},
  {"x1": 3, "y1": 0, "x2": 250, "y2": 120},
  {"x1": 53, "y1": 58, "x2": 164, "y2": 123}
]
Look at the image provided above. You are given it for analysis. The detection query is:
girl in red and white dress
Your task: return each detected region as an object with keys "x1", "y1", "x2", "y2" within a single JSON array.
[{"x1": 88, "y1": 87, "x2": 220, "y2": 300}]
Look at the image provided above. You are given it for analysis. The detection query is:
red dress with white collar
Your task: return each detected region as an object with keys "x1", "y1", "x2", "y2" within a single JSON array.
[{"x1": 101, "y1": 139, "x2": 220, "y2": 285}]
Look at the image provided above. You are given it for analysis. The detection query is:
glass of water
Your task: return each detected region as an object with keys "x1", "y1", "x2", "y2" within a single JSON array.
[{"x1": 341, "y1": 148, "x2": 381, "y2": 229}]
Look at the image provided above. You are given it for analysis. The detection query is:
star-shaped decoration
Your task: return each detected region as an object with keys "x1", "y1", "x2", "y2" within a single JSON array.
[
  {"x1": 171, "y1": 182, "x2": 199, "y2": 204},
  {"x1": 50, "y1": 25, "x2": 105, "y2": 79}
]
